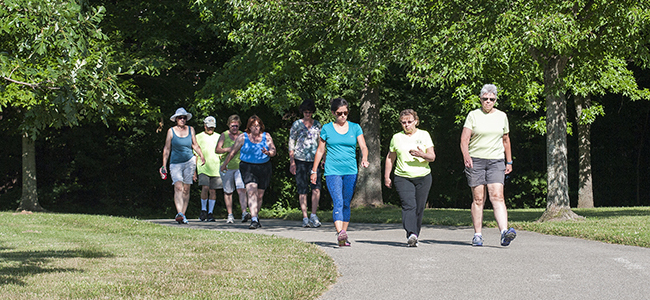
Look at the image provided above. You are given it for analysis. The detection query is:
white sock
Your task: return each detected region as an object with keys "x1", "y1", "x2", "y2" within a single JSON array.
[
  {"x1": 501, "y1": 229, "x2": 507, "y2": 234},
  {"x1": 310, "y1": 213, "x2": 317, "y2": 218},
  {"x1": 474, "y1": 233, "x2": 482, "y2": 237},
  {"x1": 252, "y1": 216, "x2": 258, "y2": 222},
  {"x1": 201, "y1": 199, "x2": 208, "y2": 211},
  {"x1": 208, "y1": 199, "x2": 216, "y2": 214}
]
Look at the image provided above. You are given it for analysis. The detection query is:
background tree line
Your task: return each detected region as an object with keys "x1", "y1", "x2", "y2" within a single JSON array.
[{"x1": 1, "y1": 0, "x2": 649, "y2": 219}]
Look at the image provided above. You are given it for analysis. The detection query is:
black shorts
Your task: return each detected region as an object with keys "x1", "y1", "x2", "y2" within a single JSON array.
[
  {"x1": 240, "y1": 161, "x2": 272, "y2": 190},
  {"x1": 295, "y1": 159, "x2": 321, "y2": 194}
]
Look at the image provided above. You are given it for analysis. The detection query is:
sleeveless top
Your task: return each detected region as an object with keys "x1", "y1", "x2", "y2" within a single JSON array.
[
  {"x1": 170, "y1": 127, "x2": 194, "y2": 164},
  {"x1": 239, "y1": 132, "x2": 270, "y2": 164},
  {"x1": 221, "y1": 130, "x2": 242, "y2": 170}
]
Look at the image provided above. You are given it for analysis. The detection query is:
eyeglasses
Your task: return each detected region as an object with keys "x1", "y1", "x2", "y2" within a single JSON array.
[
  {"x1": 336, "y1": 111, "x2": 349, "y2": 116},
  {"x1": 480, "y1": 97, "x2": 496, "y2": 102},
  {"x1": 400, "y1": 120, "x2": 415, "y2": 125},
  {"x1": 230, "y1": 124, "x2": 239, "y2": 128},
  {"x1": 177, "y1": 116, "x2": 187, "y2": 120}
]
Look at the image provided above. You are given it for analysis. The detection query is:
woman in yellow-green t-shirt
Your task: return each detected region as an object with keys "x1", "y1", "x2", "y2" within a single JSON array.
[
  {"x1": 460, "y1": 83, "x2": 516, "y2": 248},
  {"x1": 384, "y1": 109, "x2": 436, "y2": 247}
]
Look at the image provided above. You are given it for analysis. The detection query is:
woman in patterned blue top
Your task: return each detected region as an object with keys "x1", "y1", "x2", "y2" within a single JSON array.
[{"x1": 311, "y1": 98, "x2": 369, "y2": 247}]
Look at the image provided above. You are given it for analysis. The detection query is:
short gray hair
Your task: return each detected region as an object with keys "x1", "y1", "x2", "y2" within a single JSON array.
[{"x1": 479, "y1": 84, "x2": 498, "y2": 98}]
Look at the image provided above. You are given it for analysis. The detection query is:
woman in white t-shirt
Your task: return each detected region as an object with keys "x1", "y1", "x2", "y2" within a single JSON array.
[
  {"x1": 460, "y1": 84, "x2": 516, "y2": 247},
  {"x1": 384, "y1": 109, "x2": 436, "y2": 247}
]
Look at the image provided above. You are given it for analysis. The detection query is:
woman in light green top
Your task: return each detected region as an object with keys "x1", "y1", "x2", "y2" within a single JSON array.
[
  {"x1": 460, "y1": 84, "x2": 516, "y2": 247},
  {"x1": 384, "y1": 109, "x2": 436, "y2": 247}
]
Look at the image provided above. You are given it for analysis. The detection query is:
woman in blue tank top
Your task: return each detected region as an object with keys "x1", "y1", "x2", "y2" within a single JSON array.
[
  {"x1": 220, "y1": 115, "x2": 276, "y2": 229},
  {"x1": 161, "y1": 108, "x2": 206, "y2": 224}
]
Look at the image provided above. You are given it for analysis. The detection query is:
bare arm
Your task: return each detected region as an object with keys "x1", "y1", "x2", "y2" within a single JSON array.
[
  {"x1": 409, "y1": 146, "x2": 436, "y2": 162},
  {"x1": 384, "y1": 151, "x2": 396, "y2": 188},
  {"x1": 160, "y1": 128, "x2": 173, "y2": 177},
  {"x1": 215, "y1": 133, "x2": 228, "y2": 154},
  {"x1": 357, "y1": 134, "x2": 369, "y2": 168},
  {"x1": 460, "y1": 127, "x2": 473, "y2": 168},
  {"x1": 310, "y1": 138, "x2": 327, "y2": 184},
  {"x1": 503, "y1": 133, "x2": 512, "y2": 174},
  {"x1": 261, "y1": 132, "x2": 276, "y2": 157},
  {"x1": 190, "y1": 127, "x2": 205, "y2": 165},
  {"x1": 220, "y1": 134, "x2": 245, "y2": 172}
]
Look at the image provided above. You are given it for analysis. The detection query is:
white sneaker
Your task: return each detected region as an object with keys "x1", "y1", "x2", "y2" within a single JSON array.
[
  {"x1": 226, "y1": 214, "x2": 235, "y2": 224},
  {"x1": 407, "y1": 234, "x2": 418, "y2": 247}
]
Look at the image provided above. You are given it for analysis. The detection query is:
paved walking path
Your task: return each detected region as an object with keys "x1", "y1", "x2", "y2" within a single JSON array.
[{"x1": 148, "y1": 218, "x2": 650, "y2": 300}]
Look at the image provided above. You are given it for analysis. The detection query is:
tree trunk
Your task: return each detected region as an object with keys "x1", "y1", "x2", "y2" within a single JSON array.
[
  {"x1": 351, "y1": 80, "x2": 384, "y2": 207},
  {"x1": 575, "y1": 95, "x2": 594, "y2": 208},
  {"x1": 538, "y1": 55, "x2": 582, "y2": 221},
  {"x1": 17, "y1": 132, "x2": 45, "y2": 212}
]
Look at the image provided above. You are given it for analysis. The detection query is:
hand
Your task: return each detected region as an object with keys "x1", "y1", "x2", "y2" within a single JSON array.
[
  {"x1": 159, "y1": 166, "x2": 167, "y2": 179},
  {"x1": 289, "y1": 163, "x2": 296, "y2": 175},
  {"x1": 409, "y1": 148, "x2": 424, "y2": 158},
  {"x1": 193, "y1": 172, "x2": 197, "y2": 182},
  {"x1": 463, "y1": 156, "x2": 473, "y2": 169},
  {"x1": 220, "y1": 164, "x2": 228, "y2": 173},
  {"x1": 361, "y1": 160, "x2": 369, "y2": 168},
  {"x1": 261, "y1": 147, "x2": 269, "y2": 156},
  {"x1": 505, "y1": 164, "x2": 513, "y2": 174},
  {"x1": 384, "y1": 177, "x2": 392, "y2": 188},
  {"x1": 200, "y1": 156, "x2": 206, "y2": 165},
  {"x1": 310, "y1": 173, "x2": 317, "y2": 184}
]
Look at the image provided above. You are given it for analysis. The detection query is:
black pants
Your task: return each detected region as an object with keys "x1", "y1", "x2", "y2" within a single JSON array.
[{"x1": 394, "y1": 174, "x2": 432, "y2": 238}]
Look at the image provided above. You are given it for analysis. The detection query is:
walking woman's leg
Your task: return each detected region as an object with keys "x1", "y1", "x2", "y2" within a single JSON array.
[
  {"x1": 470, "y1": 185, "x2": 487, "y2": 234},
  {"x1": 414, "y1": 174, "x2": 432, "y2": 237},
  {"x1": 326, "y1": 175, "x2": 344, "y2": 233},
  {"x1": 340, "y1": 174, "x2": 357, "y2": 232},
  {"x1": 394, "y1": 176, "x2": 417, "y2": 238}
]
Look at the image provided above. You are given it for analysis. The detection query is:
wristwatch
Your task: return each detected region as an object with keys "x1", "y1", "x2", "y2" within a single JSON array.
[{"x1": 310, "y1": 169, "x2": 317, "y2": 174}]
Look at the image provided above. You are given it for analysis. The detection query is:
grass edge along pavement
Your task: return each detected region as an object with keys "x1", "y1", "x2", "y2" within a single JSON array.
[
  {"x1": 262, "y1": 206, "x2": 650, "y2": 248},
  {"x1": 0, "y1": 212, "x2": 337, "y2": 300}
]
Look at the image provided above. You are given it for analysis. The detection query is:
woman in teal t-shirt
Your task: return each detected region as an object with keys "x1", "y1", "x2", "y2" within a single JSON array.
[
  {"x1": 384, "y1": 109, "x2": 436, "y2": 247},
  {"x1": 311, "y1": 98, "x2": 369, "y2": 247}
]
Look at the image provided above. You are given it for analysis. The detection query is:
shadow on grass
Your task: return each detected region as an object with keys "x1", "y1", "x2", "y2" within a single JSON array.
[{"x1": 0, "y1": 249, "x2": 114, "y2": 286}]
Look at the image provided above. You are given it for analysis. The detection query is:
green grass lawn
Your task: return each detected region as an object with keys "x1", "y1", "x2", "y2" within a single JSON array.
[
  {"x1": 269, "y1": 206, "x2": 650, "y2": 248},
  {"x1": 0, "y1": 212, "x2": 336, "y2": 299}
]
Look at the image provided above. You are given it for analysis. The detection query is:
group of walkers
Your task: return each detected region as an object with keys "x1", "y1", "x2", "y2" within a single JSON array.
[{"x1": 159, "y1": 83, "x2": 517, "y2": 247}]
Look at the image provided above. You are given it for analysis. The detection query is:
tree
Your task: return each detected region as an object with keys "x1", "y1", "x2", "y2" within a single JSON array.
[
  {"x1": 196, "y1": 0, "x2": 422, "y2": 207},
  {"x1": 407, "y1": 0, "x2": 650, "y2": 220},
  {"x1": 0, "y1": 0, "x2": 127, "y2": 211}
]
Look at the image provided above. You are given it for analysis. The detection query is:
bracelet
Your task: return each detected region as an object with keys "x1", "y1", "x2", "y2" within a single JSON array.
[
  {"x1": 507, "y1": 161, "x2": 513, "y2": 165},
  {"x1": 310, "y1": 169, "x2": 317, "y2": 174}
]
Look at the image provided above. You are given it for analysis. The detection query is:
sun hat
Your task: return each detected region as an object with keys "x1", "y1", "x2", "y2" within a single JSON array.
[
  {"x1": 170, "y1": 107, "x2": 192, "y2": 122},
  {"x1": 204, "y1": 116, "x2": 216, "y2": 128}
]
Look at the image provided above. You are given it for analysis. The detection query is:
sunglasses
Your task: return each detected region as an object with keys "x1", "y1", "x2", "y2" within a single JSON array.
[
  {"x1": 336, "y1": 111, "x2": 349, "y2": 116},
  {"x1": 177, "y1": 116, "x2": 187, "y2": 120},
  {"x1": 480, "y1": 97, "x2": 496, "y2": 102},
  {"x1": 400, "y1": 120, "x2": 415, "y2": 125},
  {"x1": 230, "y1": 124, "x2": 239, "y2": 128}
]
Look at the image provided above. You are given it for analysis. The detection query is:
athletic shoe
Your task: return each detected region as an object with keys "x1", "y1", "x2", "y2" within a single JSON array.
[
  {"x1": 500, "y1": 228, "x2": 517, "y2": 246},
  {"x1": 472, "y1": 235, "x2": 483, "y2": 247},
  {"x1": 407, "y1": 234, "x2": 418, "y2": 247},
  {"x1": 207, "y1": 213, "x2": 215, "y2": 222},
  {"x1": 175, "y1": 213, "x2": 184, "y2": 224},
  {"x1": 199, "y1": 210, "x2": 208, "y2": 222},
  {"x1": 302, "y1": 218, "x2": 310, "y2": 228},
  {"x1": 309, "y1": 215, "x2": 322, "y2": 228},
  {"x1": 242, "y1": 212, "x2": 252, "y2": 223},
  {"x1": 337, "y1": 230, "x2": 350, "y2": 247},
  {"x1": 226, "y1": 214, "x2": 235, "y2": 224},
  {"x1": 249, "y1": 220, "x2": 261, "y2": 229}
]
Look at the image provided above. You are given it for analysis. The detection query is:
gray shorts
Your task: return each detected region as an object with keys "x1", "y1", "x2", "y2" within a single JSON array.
[
  {"x1": 220, "y1": 169, "x2": 245, "y2": 194},
  {"x1": 170, "y1": 156, "x2": 196, "y2": 185},
  {"x1": 198, "y1": 173, "x2": 223, "y2": 190},
  {"x1": 465, "y1": 157, "x2": 505, "y2": 187}
]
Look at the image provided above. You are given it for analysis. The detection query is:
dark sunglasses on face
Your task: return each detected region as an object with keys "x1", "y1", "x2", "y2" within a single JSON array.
[
  {"x1": 336, "y1": 111, "x2": 349, "y2": 116},
  {"x1": 480, "y1": 97, "x2": 496, "y2": 102},
  {"x1": 230, "y1": 124, "x2": 239, "y2": 128},
  {"x1": 177, "y1": 116, "x2": 187, "y2": 120}
]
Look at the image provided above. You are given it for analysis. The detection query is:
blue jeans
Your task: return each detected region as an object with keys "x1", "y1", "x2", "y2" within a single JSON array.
[{"x1": 326, "y1": 174, "x2": 357, "y2": 222}]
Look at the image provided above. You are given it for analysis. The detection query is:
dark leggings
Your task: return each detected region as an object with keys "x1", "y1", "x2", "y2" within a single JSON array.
[{"x1": 393, "y1": 174, "x2": 432, "y2": 238}]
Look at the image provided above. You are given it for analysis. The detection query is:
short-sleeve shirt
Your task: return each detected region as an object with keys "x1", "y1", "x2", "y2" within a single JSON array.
[
  {"x1": 389, "y1": 129, "x2": 434, "y2": 178},
  {"x1": 221, "y1": 130, "x2": 242, "y2": 170},
  {"x1": 320, "y1": 122, "x2": 363, "y2": 176},
  {"x1": 195, "y1": 131, "x2": 221, "y2": 177},
  {"x1": 288, "y1": 119, "x2": 322, "y2": 162},
  {"x1": 463, "y1": 108, "x2": 509, "y2": 159}
]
